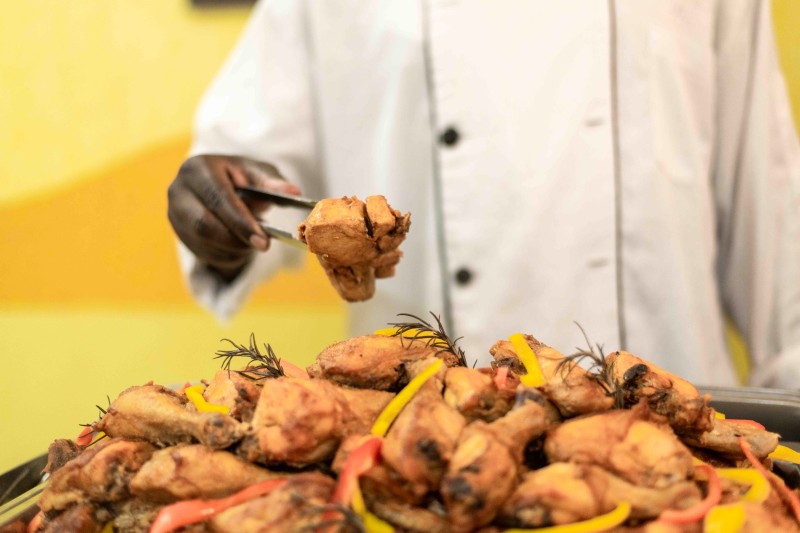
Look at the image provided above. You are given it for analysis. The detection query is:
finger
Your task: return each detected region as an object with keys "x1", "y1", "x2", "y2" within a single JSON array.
[
  {"x1": 239, "y1": 161, "x2": 302, "y2": 196},
  {"x1": 169, "y1": 190, "x2": 264, "y2": 264},
  {"x1": 185, "y1": 164, "x2": 269, "y2": 251}
]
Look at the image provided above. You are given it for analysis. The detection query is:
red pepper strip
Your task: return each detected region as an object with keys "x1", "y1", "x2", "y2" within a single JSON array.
[
  {"x1": 76, "y1": 426, "x2": 94, "y2": 446},
  {"x1": 494, "y1": 366, "x2": 509, "y2": 390},
  {"x1": 149, "y1": 477, "x2": 287, "y2": 533},
  {"x1": 27, "y1": 511, "x2": 43, "y2": 533},
  {"x1": 739, "y1": 436, "x2": 800, "y2": 525},
  {"x1": 331, "y1": 435, "x2": 383, "y2": 506},
  {"x1": 725, "y1": 419, "x2": 766, "y2": 431},
  {"x1": 659, "y1": 464, "x2": 721, "y2": 523}
]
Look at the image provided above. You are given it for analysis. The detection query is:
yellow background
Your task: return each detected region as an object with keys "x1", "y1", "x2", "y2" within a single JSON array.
[{"x1": 1, "y1": 1, "x2": 799, "y2": 473}]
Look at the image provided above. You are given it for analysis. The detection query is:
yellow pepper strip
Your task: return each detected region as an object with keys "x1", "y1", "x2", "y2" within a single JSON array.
[
  {"x1": 769, "y1": 444, "x2": 800, "y2": 464},
  {"x1": 509, "y1": 333, "x2": 546, "y2": 388},
  {"x1": 371, "y1": 359, "x2": 444, "y2": 437},
  {"x1": 100, "y1": 522, "x2": 115, "y2": 533},
  {"x1": 352, "y1": 482, "x2": 394, "y2": 533},
  {"x1": 504, "y1": 501, "x2": 631, "y2": 533},
  {"x1": 715, "y1": 468, "x2": 770, "y2": 502},
  {"x1": 714, "y1": 410, "x2": 726, "y2": 419},
  {"x1": 703, "y1": 503, "x2": 746, "y2": 533},
  {"x1": 184, "y1": 385, "x2": 230, "y2": 415}
]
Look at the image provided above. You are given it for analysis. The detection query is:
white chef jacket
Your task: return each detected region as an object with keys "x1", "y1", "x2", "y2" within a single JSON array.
[{"x1": 180, "y1": 0, "x2": 800, "y2": 388}]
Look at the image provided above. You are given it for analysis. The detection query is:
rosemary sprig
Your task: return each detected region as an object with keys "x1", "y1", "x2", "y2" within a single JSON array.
[
  {"x1": 556, "y1": 323, "x2": 624, "y2": 409},
  {"x1": 387, "y1": 312, "x2": 468, "y2": 367},
  {"x1": 77, "y1": 396, "x2": 111, "y2": 447},
  {"x1": 78, "y1": 395, "x2": 110, "y2": 429},
  {"x1": 214, "y1": 333, "x2": 286, "y2": 380}
]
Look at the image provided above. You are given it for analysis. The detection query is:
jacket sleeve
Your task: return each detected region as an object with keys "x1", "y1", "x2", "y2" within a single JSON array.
[
  {"x1": 714, "y1": 0, "x2": 800, "y2": 387},
  {"x1": 178, "y1": 0, "x2": 323, "y2": 321}
]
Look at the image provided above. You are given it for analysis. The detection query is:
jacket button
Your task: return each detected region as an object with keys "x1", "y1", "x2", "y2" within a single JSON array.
[
  {"x1": 454, "y1": 267, "x2": 473, "y2": 285},
  {"x1": 439, "y1": 127, "x2": 460, "y2": 147}
]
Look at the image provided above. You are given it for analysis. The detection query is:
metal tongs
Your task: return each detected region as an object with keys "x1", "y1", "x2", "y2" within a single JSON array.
[{"x1": 235, "y1": 186, "x2": 317, "y2": 250}]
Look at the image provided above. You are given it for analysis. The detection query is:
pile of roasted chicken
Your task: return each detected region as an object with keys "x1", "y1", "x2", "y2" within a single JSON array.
[{"x1": 19, "y1": 319, "x2": 800, "y2": 532}]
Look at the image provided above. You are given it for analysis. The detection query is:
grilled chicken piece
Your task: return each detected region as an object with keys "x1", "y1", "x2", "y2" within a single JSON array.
[
  {"x1": 130, "y1": 444, "x2": 277, "y2": 502},
  {"x1": 382, "y1": 359, "x2": 467, "y2": 501},
  {"x1": 95, "y1": 384, "x2": 245, "y2": 449},
  {"x1": 108, "y1": 500, "x2": 163, "y2": 533},
  {"x1": 40, "y1": 503, "x2": 110, "y2": 533},
  {"x1": 443, "y1": 367, "x2": 515, "y2": 422},
  {"x1": 39, "y1": 438, "x2": 155, "y2": 512},
  {"x1": 499, "y1": 463, "x2": 700, "y2": 528},
  {"x1": 308, "y1": 334, "x2": 458, "y2": 390},
  {"x1": 737, "y1": 499, "x2": 800, "y2": 533},
  {"x1": 368, "y1": 500, "x2": 452, "y2": 533},
  {"x1": 442, "y1": 400, "x2": 549, "y2": 532},
  {"x1": 202, "y1": 370, "x2": 261, "y2": 422},
  {"x1": 489, "y1": 335, "x2": 614, "y2": 417},
  {"x1": 239, "y1": 377, "x2": 392, "y2": 466},
  {"x1": 497, "y1": 463, "x2": 602, "y2": 527},
  {"x1": 608, "y1": 351, "x2": 714, "y2": 433},
  {"x1": 210, "y1": 472, "x2": 339, "y2": 533},
  {"x1": 681, "y1": 417, "x2": 780, "y2": 460},
  {"x1": 298, "y1": 195, "x2": 410, "y2": 302},
  {"x1": 44, "y1": 439, "x2": 82, "y2": 475},
  {"x1": 544, "y1": 401, "x2": 694, "y2": 489}
]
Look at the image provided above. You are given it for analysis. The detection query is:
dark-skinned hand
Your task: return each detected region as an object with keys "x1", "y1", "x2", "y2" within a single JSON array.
[{"x1": 167, "y1": 154, "x2": 301, "y2": 282}]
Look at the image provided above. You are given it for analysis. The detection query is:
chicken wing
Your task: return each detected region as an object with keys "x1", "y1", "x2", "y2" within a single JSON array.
[
  {"x1": 39, "y1": 438, "x2": 155, "y2": 513},
  {"x1": 544, "y1": 401, "x2": 694, "y2": 489},
  {"x1": 129, "y1": 444, "x2": 277, "y2": 502},
  {"x1": 381, "y1": 359, "x2": 467, "y2": 501},
  {"x1": 210, "y1": 472, "x2": 341, "y2": 533},
  {"x1": 608, "y1": 350, "x2": 714, "y2": 433},
  {"x1": 498, "y1": 462, "x2": 700, "y2": 528},
  {"x1": 681, "y1": 417, "x2": 780, "y2": 460},
  {"x1": 238, "y1": 377, "x2": 392, "y2": 466},
  {"x1": 489, "y1": 335, "x2": 614, "y2": 417},
  {"x1": 95, "y1": 383, "x2": 245, "y2": 449},
  {"x1": 443, "y1": 367, "x2": 515, "y2": 422},
  {"x1": 441, "y1": 400, "x2": 549, "y2": 532},
  {"x1": 202, "y1": 370, "x2": 261, "y2": 422},
  {"x1": 308, "y1": 334, "x2": 456, "y2": 390}
]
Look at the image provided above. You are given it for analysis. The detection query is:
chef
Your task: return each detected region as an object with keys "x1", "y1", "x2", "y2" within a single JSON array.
[{"x1": 168, "y1": 0, "x2": 800, "y2": 388}]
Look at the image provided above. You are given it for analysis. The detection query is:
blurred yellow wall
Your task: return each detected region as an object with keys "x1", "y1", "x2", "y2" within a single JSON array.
[
  {"x1": 0, "y1": 1, "x2": 345, "y2": 473},
  {"x1": 0, "y1": 1, "x2": 799, "y2": 474}
]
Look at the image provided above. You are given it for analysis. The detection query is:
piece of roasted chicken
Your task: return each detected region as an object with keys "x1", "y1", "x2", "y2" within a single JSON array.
[
  {"x1": 37, "y1": 503, "x2": 111, "y2": 533},
  {"x1": 607, "y1": 350, "x2": 714, "y2": 433},
  {"x1": 308, "y1": 334, "x2": 462, "y2": 390},
  {"x1": 95, "y1": 383, "x2": 245, "y2": 449},
  {"x1": 544, "y1": 400, "x2": 694, "y2": 489},
  {"x1": 443, "y1": 367, "x2": 516, "y2": 422},
  {"x1": 39, "y1": 438, "x2": 155, "y2": 513},
  {"x1": 497, "y1": 462, "x2": 700, "y2": 528},
  {"x1": 380, "y1": 358, "x2": 467, "y2": 501},
  {"x1": 298, "y1": 195, "x2": 410, "y2": 302},
  {"x1": 489, "y1": 335, "x2": 614, "y2": 417},
  {"x1": 238, "y1": 377, "x2": 393, "y2": 466},
  {"x1": 681, "y1": 416, "x2": 780, "y2": 460},
  {"x1": 129, "y1": 444, "x2": 278, "y2": 502},
  {"x1": 441, "y1": 398, "x2": 550, "y2": 532},
  {"x1": 202, "y1": 370, "x2": 262, "y2": 422},
  {"x1": 210, "y1": 472, "x2": 346, "y2": 533},
  {"x1": 366, "y1": 500, "x2": 451, "y2": 533}
]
